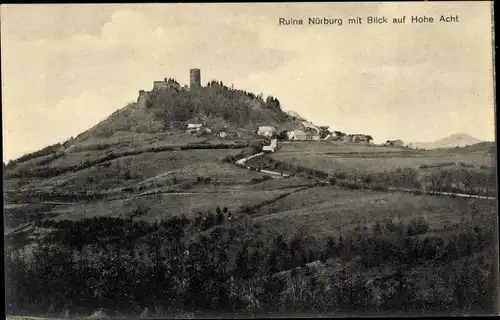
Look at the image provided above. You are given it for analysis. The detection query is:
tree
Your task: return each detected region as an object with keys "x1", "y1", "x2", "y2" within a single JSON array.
[
  {"x1": 462, "y1": 169, "x2": 473, "y2": 193},
  {"x1": 277, "y1": 130, "x2": 289, "y2": 141},
  {"x1": 124, "y1": 169, "x2": 132, "y2": 180},
  {"x1": 216, "y1": 210, "x2": 224, "y2": 224},
  {"x1": 235, "y1": 245, "x2": 250, "y2": 279}
]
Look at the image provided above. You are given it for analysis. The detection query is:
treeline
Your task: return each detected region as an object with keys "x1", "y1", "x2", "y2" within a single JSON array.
[
  {"x1": 5, "y1": 143, "x2": 63, "y2": 169},
  {"x1": 248, "y1": 156, "x2": 496, "y2": 196},
  {"x1": 5, "y1": 209, "x2": 497, "y2": 317},
  {"x1": 146, "y1": 82, "x2": 289, "y2": 129},
  {"x1": 423, "y1": 167, "x2": 496, "y2": 196},
  {"x1": 4, "y1": 190, "x2": 107, "y2": 205}
]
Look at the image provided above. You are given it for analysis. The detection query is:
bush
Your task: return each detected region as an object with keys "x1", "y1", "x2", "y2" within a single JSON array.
[
  {"x1": 196, "y1": 176, "x2": 212, "y2": 184},
  {"x1": 222, "y1": 154, "x2": 236, "y2": 163},
  {"x1": 335, "y1": 171, "x2": 347, "y2": 180},
  {"x1": 339, "y1": 181, "x2": 363, "y2": 190},
  {"x1": 372, "y1": 182, "x2": 389, "y2": 192},
  {"x1": 406, "y1": 218, "x2": 430, "y2": 236},
  {"x1": 459, "y1": 162, "x2": 475, "y2": 168},
  {"x1": 250, "y1": 175, "x2": 273, "y2": 184},
  {"x1": 362, "y1": 174, "x2": 374, "y2": 184},
  {"x1": 419, "y1": 162, "x2": 455, "y2": 169}
]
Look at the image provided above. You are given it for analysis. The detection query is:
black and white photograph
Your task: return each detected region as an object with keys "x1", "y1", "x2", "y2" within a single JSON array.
[{"x1": 2, "y1": 2, "x2": 498, "y2": 319}]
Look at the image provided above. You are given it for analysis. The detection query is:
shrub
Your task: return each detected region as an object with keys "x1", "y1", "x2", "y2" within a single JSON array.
[
  {"x1": 406, "y1": 218, "x2": 430, "y2": 236},
  {"x1": 372, "y1": 182, "x2": 389, "y2": 192},
  {"x1": 339, "y1": 181, "x2": 362, "y2": 190},
  {"x1": 362, "y1": 174, "x2": 374, "y2": 184},
  {"x1": 250, "y1": 175, "x2": 273, "y2": 184},
  {"x1": 459, "y1": 162, "x2": 475, "y2": 168},
  {"x1": 222, "y1": 154, "x2": 236, "y2": 163},
  {"x1": 196, "y1": 176, "x2": 212, "y2": 184},
  {"x1": 334, "y1": 171, "x2": 348, "y2": 180}
]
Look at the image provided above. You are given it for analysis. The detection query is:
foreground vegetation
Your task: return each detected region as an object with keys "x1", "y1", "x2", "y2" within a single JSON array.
[{"x1": 5, "y1": 205, "x2": 498, "y2": 318}]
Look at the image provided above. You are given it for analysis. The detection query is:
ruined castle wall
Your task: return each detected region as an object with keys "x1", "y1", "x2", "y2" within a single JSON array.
[
  {"x1": 190, "y1": 68, "x2": 201, "y2": 88},
  {"x1": 137, "y1": 90, "x2": 150, "y2": 108},
  {"x1": 153, "y1": 81, "x2": 168, "y2": 91}
]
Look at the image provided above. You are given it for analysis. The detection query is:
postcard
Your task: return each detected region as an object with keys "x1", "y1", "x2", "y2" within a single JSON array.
[{"x1": 2, "y1": 2, "x2": 497, "y2": 318}]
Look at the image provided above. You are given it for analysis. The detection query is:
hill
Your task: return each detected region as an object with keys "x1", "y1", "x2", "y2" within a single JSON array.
[
  {"x1": 409, "y1": 133, "x2": 485, "y2": 150},
  {"x1": 71, "y1": 79, "x2": 296, "y2": 144}
]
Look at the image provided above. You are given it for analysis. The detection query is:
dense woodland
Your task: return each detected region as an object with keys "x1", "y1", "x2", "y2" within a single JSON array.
[
  {"x1": 146, "y1": 80, "x2": 290, "y2": 129},
  {"x1": 5, "y1": 203, "x2": 498, "y2": 318}
]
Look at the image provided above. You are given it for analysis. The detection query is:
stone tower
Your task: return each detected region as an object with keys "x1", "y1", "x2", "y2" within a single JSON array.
[{"x1": 190, "y1": 68, "x2": 201, "y2": 89}]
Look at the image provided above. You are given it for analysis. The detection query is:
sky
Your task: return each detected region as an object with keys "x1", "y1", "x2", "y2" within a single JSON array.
[{"x1": 1, "y1": 2, "x2": 496, "y2": 161}]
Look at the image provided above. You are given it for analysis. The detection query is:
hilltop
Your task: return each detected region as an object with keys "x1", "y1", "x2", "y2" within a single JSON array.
[
  {"x1": 409, "y1": 133, "x2": 485, "y2": 150},
  {"x1": 71, "y1": 78, "x2": 296, "y2": 145}
]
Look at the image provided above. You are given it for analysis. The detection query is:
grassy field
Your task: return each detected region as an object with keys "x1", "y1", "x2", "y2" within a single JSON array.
[
  {"x1": 252, "y1": 186, "x2": 497, "y2": 240},
  {"x1": 272, "y1": 142, "x2": 495, "y2": 175},
  {"x1": 47, "y1": 187, "x2": 296, "y2": 222},
  {"x1": 14, "y1": 149, "x2": 264, "y2": 192}
]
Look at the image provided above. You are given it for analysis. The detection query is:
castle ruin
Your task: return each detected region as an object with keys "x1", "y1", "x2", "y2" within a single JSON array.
[
  {"x1": 190, "y1": 68, "x2": 201, "y2": 89},
  {"x1": 137, "y1": 69, "x2": 202, "y2": 108}
]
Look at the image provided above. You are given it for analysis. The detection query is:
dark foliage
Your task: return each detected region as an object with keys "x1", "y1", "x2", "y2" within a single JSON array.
[{"x1": 5, "y1": 211, "x2": 497, "y2": 317}]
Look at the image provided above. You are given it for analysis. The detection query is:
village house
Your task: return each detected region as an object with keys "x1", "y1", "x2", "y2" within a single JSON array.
[
  {"x1": 286, "y1": 121, "x2": 321, "y2": 141},
  {"x1": 262, "y1": 139, "x2": 278, "y2": 153},
  {"x1": 384, "y1": 139, "x2": 405, "y2": 148},
  {"x1": 186, "y1": 123, "x2": 207, "y2": 134},
  {"x1": 318, "y1": 126, "x2": 331, "y2": 139},
  {"x1": 349, "y1": 134, "x2": 373, "y2": 144},
  {"x1": 218, "y1": 131, "x2": 228, "y2": 139},
  {"x1": 331, "y1": 131, "x2": 349, "y2": 141},
  {"x1": 287, "y1": 129, "x2": 309, "y2": 141},
  {"x1": 299, "y1": 121, "x2": 321, "y2": 141},
  {"x1": 257, "y1": 126, "x2": 277, "y2": 137}
]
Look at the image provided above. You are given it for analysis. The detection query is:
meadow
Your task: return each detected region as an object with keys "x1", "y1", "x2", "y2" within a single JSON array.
[
  {"x1": 252, "y1": 186, "x2": 497, "y2": 240},
  {"x1": 10, "y1": 148, "x2": 262, "y2": 192},
  {"x1": 272, "y1": 141, "x2": 495, "y2": 174},
  {"x1": 46, "y1": 188, "x2": 299, "y2": 223}
]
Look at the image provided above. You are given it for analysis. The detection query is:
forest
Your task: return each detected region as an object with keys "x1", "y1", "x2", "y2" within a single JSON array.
[
  {"x1": 5, "y1": 205, "x2": 497, "y2": 318},
  {"x1": 146, "y1": 80, "x2": 289, "y2": 128}
]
